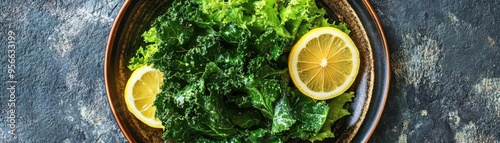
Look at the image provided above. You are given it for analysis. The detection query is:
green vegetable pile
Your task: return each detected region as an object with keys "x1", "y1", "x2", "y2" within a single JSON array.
[{"x1": 128, "y1": 0, "x2": 355, "y2": 142}]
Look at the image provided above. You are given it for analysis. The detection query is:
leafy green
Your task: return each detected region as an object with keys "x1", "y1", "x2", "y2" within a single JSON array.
[
  {"x1": 271, "y1": 93, "x2": 296, "y2": 134},
  {"x1": 309, "y1": 92, "x2": 354, "y2": 142},
  {"x1": 288, "y1": 89, "x2": 330, "y2": 140},
  {"x1": 127, "y1": 28, "x2": 160, "y2": 70},
  {"x1": 129, "y1": 0, "x2": 355, "y2": 142}
]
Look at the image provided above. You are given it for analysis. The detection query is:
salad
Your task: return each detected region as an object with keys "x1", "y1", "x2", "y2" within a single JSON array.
[{"x1": 125, "y1": 0, "x2": 357, "y2": 142}]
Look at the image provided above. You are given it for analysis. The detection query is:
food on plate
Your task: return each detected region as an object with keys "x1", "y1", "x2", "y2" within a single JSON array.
[
  {"x1": 124, "y1": 0, "x2": 359, "y2": 142},
  {"x1": 288, "y1": 27, "x2": 360, "y2": 100},
  {"x1": 124, "y1": 65, "x2": 164, "y2": 129}
]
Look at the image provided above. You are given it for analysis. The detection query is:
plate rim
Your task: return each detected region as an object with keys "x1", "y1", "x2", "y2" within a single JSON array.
[
  {"x1": 104, "y1": 0, "x2": 136, "y2": 142},
  {"x1": 348, "y1": 0, "x2": 390, "y2": 142}
]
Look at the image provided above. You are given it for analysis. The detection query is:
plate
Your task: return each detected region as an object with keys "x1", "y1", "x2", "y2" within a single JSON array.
[{"x1": 104, "y1": 0, "x2": 389, "y2": 142}]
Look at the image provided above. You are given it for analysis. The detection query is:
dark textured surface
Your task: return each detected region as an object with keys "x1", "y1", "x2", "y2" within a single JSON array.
[
  {"x1": 0, "y1": 0, "x2": 498, "y2": 143},
  {"x1": 370, "y1": 1, "x2": 500, "y2": 143},
  {"x1": 0, "y1": 1, "x2": 126, "y2": 142}
]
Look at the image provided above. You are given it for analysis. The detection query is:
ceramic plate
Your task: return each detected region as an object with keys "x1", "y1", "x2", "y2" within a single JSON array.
[{"x1": 104, "y1": 0, "x2": 389, "y2": 142}]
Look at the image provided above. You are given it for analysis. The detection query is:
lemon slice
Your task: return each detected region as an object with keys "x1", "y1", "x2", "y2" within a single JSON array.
[
  {"x1": 124, "y1": 65, "x2": 164, "y2": 128},
  {"x1": 288, "y1": 27, "x2": 360, "y2": 100}
]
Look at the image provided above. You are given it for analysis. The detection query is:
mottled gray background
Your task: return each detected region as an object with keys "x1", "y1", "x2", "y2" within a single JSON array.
[
  {"x1": 370, "y1": 1, "x2": 500, "y2": 143},
  {"x1": 0, "y1": 0, "x2": 499, "y2": 143},
  {"x1": 1, "y1": 1, "x2": 126, "y2": 142}
]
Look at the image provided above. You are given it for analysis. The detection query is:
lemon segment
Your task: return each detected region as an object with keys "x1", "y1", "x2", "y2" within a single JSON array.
[
  {"x1": 289, "y1": 27, "x2": 360, "y2": 100},
  {"x1": 124, "y1": 65, "x2": 164, "y2": 128}
]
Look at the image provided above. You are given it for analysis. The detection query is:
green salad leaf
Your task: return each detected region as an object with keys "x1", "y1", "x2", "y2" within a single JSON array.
[
  {"x1": 271, "y1": 92, "x2": 296, "y2": 134},
  {"x1": 129, "y1": 0, "x2": 355, "y2": 142},
  {"x1": 309, "y1": 92, "x2": 355, "y2": 142},
  {"x1": 288, "y1": 88, "x2": 330, "y2": 139},
  {"x1": 127, "y1": 28, "x2": 160, "y2": 70}
]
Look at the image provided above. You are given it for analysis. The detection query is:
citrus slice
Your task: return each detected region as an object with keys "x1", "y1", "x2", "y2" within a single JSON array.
[
  {"x1": 289, "y1": 27, "x2": 360, "y2": 100},
  {"x1": 124, "y1": 65, "x2": 164, "y2": 128}
]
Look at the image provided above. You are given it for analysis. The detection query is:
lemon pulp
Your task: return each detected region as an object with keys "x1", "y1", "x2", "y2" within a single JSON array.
[
  {"x1": 124, "y1": 65, "x2": 164, "y2": 128},
  {"x1": 288, "y1": 27, "x2": 360, "y2": 100}
]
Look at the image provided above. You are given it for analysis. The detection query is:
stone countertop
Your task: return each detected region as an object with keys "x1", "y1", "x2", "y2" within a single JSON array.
[
  {"x1": 370, "y1": 1, "x2": 500, "y2": 143},
  {"x1": 0, "y1": 0, "x2": 498, "y2": 142}
]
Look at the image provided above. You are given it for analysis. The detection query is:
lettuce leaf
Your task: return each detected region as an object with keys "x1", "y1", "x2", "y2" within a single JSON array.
[
  {"x1": 309, "y1": 92, "x2": 355, "y2": 141},
  {"x1": 127, "y1": 28, "x2": 160, "y2": 70}
]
